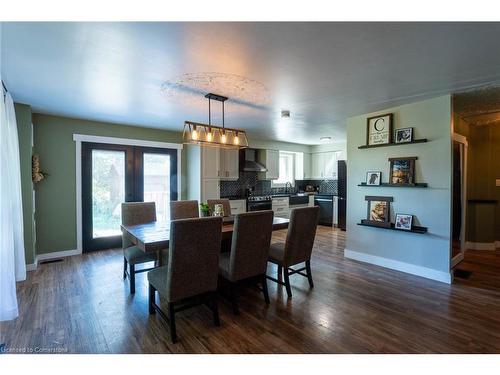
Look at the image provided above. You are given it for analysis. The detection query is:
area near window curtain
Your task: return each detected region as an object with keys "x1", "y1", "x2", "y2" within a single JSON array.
[{"x1": 0, "y1": 91, "x2": 26, "y2": 321}]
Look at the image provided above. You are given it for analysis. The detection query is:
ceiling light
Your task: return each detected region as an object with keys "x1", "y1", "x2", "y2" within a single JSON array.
[
  {"x1": 183, "y1": 93, "x2": 249, "y2": 149},
  {"x1": 281, "y1": 110, "x2": 290, "y2": 118},
  {"x1": 320, "y1": 136, "x2": 332, "y2": 142}
]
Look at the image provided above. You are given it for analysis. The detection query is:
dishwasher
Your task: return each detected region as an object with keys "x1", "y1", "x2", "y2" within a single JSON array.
[{"x1": 314, "y1": 195, "x2": 336, "y2": 226}]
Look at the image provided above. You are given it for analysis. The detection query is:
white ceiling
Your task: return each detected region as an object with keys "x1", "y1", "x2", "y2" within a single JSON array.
[{"x1": 3, "y1": 22, "x2": 500, "y2": 145}]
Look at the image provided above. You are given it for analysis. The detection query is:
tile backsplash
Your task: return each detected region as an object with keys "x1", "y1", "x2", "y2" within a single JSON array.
[{"x1": 220, "y1": 172, "x2": 337, "y2": 197}]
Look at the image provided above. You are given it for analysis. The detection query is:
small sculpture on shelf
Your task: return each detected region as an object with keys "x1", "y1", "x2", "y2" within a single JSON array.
[{"x1": 32, "y1": 154, "x2": 48, "y2": 183}]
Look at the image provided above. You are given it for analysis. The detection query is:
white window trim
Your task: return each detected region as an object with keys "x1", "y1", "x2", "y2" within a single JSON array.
[
  {"x1": 272, "y1": 151, "x2": 297, "y2": 188},
  {"x1": 73, "y1": 134, "x2": 183, "y2": 253}
]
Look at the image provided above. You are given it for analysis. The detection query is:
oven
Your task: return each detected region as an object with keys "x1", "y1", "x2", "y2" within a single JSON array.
[{"x1": 247, "y1": 196, "x2": 272, "y2": 212}]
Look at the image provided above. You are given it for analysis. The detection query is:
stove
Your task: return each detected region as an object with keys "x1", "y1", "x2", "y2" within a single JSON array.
[{"x1": 247, "y1": 195, "x2": 272, "y2": 211}]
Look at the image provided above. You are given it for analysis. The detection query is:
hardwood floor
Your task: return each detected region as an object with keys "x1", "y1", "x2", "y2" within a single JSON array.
[{"x1": 2, "y1": 226, "x2": 500, "y2": 353}]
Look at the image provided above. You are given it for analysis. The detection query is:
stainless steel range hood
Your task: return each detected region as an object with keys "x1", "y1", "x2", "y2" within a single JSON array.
[{"x1": 243, "y1": 149, "x2": 267, "y2": 172}]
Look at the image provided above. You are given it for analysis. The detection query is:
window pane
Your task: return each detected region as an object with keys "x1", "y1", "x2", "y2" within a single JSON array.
[
  {"x1": 92, "y1": 150, "x2": 125, "y2": 238},
  {"x1": 275, "y1": 152, "x2": 295, "y2": 185},
  {"x1": 144, "y1": 153, "x2": 171, "y2": 221}
]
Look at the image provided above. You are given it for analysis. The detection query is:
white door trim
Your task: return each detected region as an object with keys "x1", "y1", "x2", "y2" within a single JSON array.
[
  {"x1": 451, "y1": 133, "x2": 468, "y2": 268},
  {"x1": 73, "y1": 134, "x2": 183, "y2": 253}
]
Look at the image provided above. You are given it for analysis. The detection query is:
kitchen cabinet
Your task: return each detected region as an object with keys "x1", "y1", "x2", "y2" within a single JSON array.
[
  {"x1": 311, "y1": 151, "x2": 340, "y2": 179},
  {"x1": 229, "y1": 199, "x2": 246, "y2": 215},
  {"x1": 201, "y1": 179, "x2": 220, "y2": 203},
  {"x1": 201, "y1": 147, "x2": 239, "y2": 181},
  {"x1": 258, "y1": 149, "x2": 279, "y2": 180},
  {"x1": 272, "y1": 196, "x2": 289, "y2": 219}
]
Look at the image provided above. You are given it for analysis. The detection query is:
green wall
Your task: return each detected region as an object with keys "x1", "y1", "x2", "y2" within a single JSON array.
[
  {"x1": 32, "y1": 113, "x2": 185, "y2": 255},
  {"x1": 15, "y1": 103, "x2": 36, "y2": 265},
  {"x1": 345, "y1": 95, "x2": 452, "y2": 282}
]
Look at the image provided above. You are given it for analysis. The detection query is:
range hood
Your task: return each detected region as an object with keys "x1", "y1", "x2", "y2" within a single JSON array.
[{"x1": 242, "y1": 149, "x2": 267, "y2": 172}]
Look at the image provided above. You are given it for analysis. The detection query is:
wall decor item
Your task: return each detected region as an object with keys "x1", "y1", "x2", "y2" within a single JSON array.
[
  {"x1": 389, "y1": 157, "x2": 417, "y2": 185},
  {"x1": 32, "y1": 154, "x2": 48, "y2": 183},
  {"x1": 366, "y1": 113, "x2": 393, "y2": 146},
  {"x1": 394, "y1": 127, "x2": 413, "y2": 143},
  {"x1": 362, "y1": 195, "x2": 393, "y2": 228},
  {"x1": 395, "y1": 213, "x2": 413, "y2": 230},
  {"x1": 366, "y1": 171, "x2": 381, "y2": 186}
]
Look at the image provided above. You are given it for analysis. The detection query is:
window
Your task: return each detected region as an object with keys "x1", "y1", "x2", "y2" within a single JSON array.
[{"x1": 273, "y1": 151, "x2": 296, "y2": 187}]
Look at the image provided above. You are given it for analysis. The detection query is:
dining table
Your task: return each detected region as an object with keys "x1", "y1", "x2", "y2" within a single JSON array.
[{"x1": 120, "y1": 215, "x2": 290, "y2": 266}]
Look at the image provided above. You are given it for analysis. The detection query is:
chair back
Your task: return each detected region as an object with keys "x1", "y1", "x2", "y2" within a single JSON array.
[
  {"x1": 228, "y1": 210, "x2": 274, "y2": 281},
  {"x1": 170, "y1": 200, "x2": 199, "y2": 220},
  {"x1": 207, "y1": 199, "x2": 232, "y2": 217},
  {"x1": 167, "y1": 216, "x2": 222, "y2": 302},
  {"x1": 283, "y1": 206, "x2": 319, "y2": 266},
  {"x1": 121, "y1": 202, "x2": 156, "y2": 248}
]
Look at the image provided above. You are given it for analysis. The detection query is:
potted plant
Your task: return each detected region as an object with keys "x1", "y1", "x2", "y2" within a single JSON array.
[{"x1": 200, "y1": 203, "x2": 211, "y2": 217}]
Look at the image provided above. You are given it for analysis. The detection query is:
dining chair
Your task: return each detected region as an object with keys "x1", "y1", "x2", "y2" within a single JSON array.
[
  {"x1": 207, "y1": 199, "x2": 232, "y2": 217},
  {"x1": 266, "y1": 206, "x2": 320, "y2": 299},
  {"x1": 122, "y1": 202, "x2": 159, "y2": 294},
  {"x1": 147, "y1": 216, "x2": 222, "y2": 343},
  {"x1": 218, "y1": 210, "x2": 274, "y2": 314},
  {"x1": 170, "y1": 200, "x2": 199, "y2": 220}
]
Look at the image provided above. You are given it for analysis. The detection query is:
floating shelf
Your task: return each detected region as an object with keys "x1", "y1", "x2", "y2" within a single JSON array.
[
  {"x1": 357, "y1": 222, "x2": 428, "y2": 234},
  {"x1": 358, "y1": 182, "x2": 428, "y2": 188},
  {"x1": 358, "y1": 139, "x2": 428, "y2": 149}
]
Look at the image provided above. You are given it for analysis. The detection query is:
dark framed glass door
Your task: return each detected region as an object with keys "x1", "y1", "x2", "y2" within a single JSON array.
[{"x1": 82, "y1": 142, "x2": 178, "y2": 252}]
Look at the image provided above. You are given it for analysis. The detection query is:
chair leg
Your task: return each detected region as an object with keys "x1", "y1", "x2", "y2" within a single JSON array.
[
  {"x1": 229, "y1": 282, "x2": 239, "y2": 315},
  {"x1": 211, "y1": 293, "x2": 221, "y2": 327},
  {"x1": 129, "y1": 264, "x2": 136, "y2": 294},
  {"x1": 168, "y1": 302, "x2": 177, "y2": 343},
  {"x1": 284, "y1": 267, "x2": 292, "y2": 299},
  {"x1": 277, "y1": 265, "x2": 282, "y2": 280},
  {"x1": 123, "y1": 257, "x2": 127, "y2": 279},
  {"x1": 148, "y1": 284, "x2": 156, "y2": 314},
  {"x1": 261, "y1": 274, "x2": 270, "y2": 304},
  {"x1": 306, "y1": 260, "x2": 314, "y2": 288}
]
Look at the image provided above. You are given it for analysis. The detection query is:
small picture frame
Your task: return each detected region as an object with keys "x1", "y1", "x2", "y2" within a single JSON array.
[
  {"x1": 366, "y1": 113, "x2": 393, "y2": 146},
  {"x1": 395, "y1": 213, "x2": 413, "y2": 230},
  {"x1": 361, "y1": 196, "x2": 393, "y2": 228},
  {"x1": 394, "y1": 127, "x2": 413, "y2": 143},
  {"x1": 389, "y1": 157, "x2": 417, "y2": 185},
  {"x1": 366, "y1": 171, "x2": 382, "y2": 186}
]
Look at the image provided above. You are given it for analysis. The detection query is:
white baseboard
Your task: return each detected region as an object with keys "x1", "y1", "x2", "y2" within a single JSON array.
[
  {"x1": 344, "y1": 248, "x2": 452, "y2": 284},
  {"x1": 466, "y1": 241, "x2": 496, "y2": 251},
  {"x1": 26, "y1": 249, "x2": 81, "y2": 271}
]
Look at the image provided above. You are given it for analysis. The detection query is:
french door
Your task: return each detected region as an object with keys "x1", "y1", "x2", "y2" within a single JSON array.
[{"x1": 82, "y1": 142, "x2": 178, "y2": 252}]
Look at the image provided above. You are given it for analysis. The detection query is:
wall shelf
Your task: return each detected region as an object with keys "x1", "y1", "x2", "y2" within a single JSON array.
[
  {"x1": 358, "y1": 139, "x2": 428, "y2": 149},
  {"x1": 357, "y1": 222, "x2": 428, "y2": 234},
  {"x1": 358, "y1": 182, "x2": 428, "y2": 188}
]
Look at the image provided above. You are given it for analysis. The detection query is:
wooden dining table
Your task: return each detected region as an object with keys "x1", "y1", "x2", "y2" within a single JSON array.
[{"x1": 121, "y1": 216, "x2": 289, "y2": 266}]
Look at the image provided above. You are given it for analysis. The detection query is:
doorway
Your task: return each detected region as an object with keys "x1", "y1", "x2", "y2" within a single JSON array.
[{"x1": 81, "y1": 142, "x2": 178, "y2": 252}]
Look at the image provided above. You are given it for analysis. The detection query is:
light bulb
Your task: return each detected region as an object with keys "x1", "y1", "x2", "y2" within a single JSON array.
[
  {"x1": 221, "y1": 132, "x2": 227, "y2": 144},
  {"x1": 206, "y1": 131, "x2": 213, "y2": 142},
  {"x1": 191, "y1": 127, "x2": 198, "y2": 141},
  {"x1": 233, "y1": 133, "x2": 240, "y2": 145}
]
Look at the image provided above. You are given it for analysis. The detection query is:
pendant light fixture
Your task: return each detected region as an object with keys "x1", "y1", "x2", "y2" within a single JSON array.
[{"x1": 183, "y1": 93, "x2": 249, "y2": 149}]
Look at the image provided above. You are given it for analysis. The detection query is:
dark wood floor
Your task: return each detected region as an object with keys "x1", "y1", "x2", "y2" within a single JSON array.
[{"x1": 2, "y1": 227, "x2": 500, "y2": 353}]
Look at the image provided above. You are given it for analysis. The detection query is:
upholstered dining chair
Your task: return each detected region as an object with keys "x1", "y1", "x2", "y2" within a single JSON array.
[
  {"x1": 218, "y1": 210, "x2": 274, "y2": 314},
  {"x1": 147, "y1": 216, "x2": 222, "y2": 343},
  {"x1": 170, "y1": 200, "x2": 199, "y2": 220},
  {"x1": 266, "y1": 206, "x2": 320, "y2": 299},
  {"x1": 207, "y1": 199, "x2": 232, "y2": 217},
  {"x1": 121, "y1": 202, "x2": 159, "y2": 294}
]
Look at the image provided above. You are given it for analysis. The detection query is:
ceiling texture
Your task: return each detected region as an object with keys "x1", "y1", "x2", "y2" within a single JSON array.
[{"x1": 3, "y1": 22, "x2": 500, "y2": 144}]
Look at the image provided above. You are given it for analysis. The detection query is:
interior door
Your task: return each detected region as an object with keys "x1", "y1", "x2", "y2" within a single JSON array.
[{"x1": 82, "y1": 142, "x2": 178, "y2": 252}]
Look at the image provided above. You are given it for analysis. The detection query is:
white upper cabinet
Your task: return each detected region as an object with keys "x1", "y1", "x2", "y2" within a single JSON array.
[
  {"x1": 311, "y1": 151, "x2": 339, "y2": 179},
  {"x1": 201, "y1": 147, "x2": 239, "y2": 180},
  {"x1": 258, "y1": 149, "x2": 279, "y2": 180}
]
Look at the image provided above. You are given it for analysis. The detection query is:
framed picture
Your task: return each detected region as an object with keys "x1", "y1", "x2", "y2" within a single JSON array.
[
  {"x1": 362, "y1": 196, "x2": 393, "y2": 228},
  {"x1": 366, "y1": 113, "x2": 393, "y2": 146},
  {"x1": 395, "y1": 213, "x2": 413, "y2": 230},
  {"x1": 389, "y1": 157, "x2": 417, "y2": 185},
  {"x1": 366, "y1": 171, "x2": 382, "y2": 186},
  {"x1": 395, "y1": 127, "x2": 413, "y2": 143}
]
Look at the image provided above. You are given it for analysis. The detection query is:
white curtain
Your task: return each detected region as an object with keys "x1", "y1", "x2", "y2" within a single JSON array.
[{"x1": 0, "y1": 91, "x2": 26, "y2": 322}]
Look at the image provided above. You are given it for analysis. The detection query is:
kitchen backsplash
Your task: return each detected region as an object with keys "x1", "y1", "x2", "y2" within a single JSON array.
[{"x1": 220, "y1": 172, "x2": 337, "y2": 197}]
